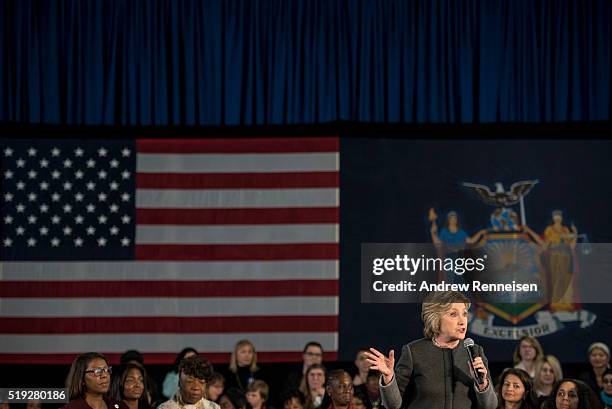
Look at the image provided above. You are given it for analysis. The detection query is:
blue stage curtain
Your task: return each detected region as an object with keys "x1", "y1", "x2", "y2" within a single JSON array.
[{"x1": 1, "y1": 0, "x2": 610, "y2": 125}]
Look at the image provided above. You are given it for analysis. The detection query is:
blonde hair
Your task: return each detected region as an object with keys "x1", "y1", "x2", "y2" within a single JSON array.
[
  {"x1": 229, "y1": 339, "x2": 259, "y2": 373},
  {"x1": 421, "y1": 291, "x2": 470, "y2": 339},
  {"x1": 534, "y1": 355, "x2": 563, "y2": 392},
  {"x1": 512, "y1": 336, "x2": 544, "y2": 365},
  {"x1": 247, "y1": 380, "x2": 269, "y2": 401}
]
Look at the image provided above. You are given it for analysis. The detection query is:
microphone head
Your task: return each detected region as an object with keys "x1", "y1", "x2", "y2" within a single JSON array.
[{"x1": 464, "y1": 338, "x2": 475, "y2": 348}]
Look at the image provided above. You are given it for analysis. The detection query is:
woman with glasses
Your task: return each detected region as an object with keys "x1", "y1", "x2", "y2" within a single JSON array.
[
  {"x1": 542, "y1": 379, "x2": 600, "y2": 409},
  {"x1": 599, "y1": 369, "x2": 612, "y2": 409},
  {"x1": 110, "y1": 362, "x2": 151, "y2": 409},
  {"x1": 63, "y1": 352, "x2": 128, "y2": 409}
]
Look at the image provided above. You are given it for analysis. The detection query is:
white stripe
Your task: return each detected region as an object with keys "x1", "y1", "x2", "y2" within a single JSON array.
[
  {"x1": 137, "y1": 153, "x2": 339, "y2": 173},
  {"x1": 0, "y1": 261, "x2": 339, "y2": 281},
  {"x1": 136, "y1": 188, "x2": 339, "y2": 208},
  {"x1": 135, "y1": 224, "x2": 339, "y2": 244},
  {"x1": 0, "y1": 297, "x2": 339, "y2": 317},
  {"x1": 0, "y1": 333, "x2": 338, "y2": 353}
]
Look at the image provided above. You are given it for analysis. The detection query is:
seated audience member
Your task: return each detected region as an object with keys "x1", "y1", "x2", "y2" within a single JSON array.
[
  {"x1": 325, "y1": 370, "x2": 354, "y2": 409},
  {"x1": 225, "y1": 340, "x2": 261, "y2": 392},
  {"x1": 353, "y1": 348, "x2": 371, "y2": 387},
  {"x1": 579, "y1": 343, "x2": 611, "y2": 394},
  {"x1": 281, "y1": 390, "x2": 306, "y2": 409},
  {"x1": 120, "y1": 350, "x2": 159, "y2": 407},
  {"x1": 286, "y1": 343, "x2": 325, "y2": 391},
  {"x1": 352, "y1": 389, "x2": 371, "y2": 409},
  {"x1": 600, "y1": 369, "x2": 612, "y2": 408},
  {"x1": 219, "y1": 388, "x2": 248, "y2": 409},
  {"x1": 535, "y1": 356, "x2": 564, "y2": 406},
  {"x1": 162, "y1": 348, "x2": 198, "y2": 400},
  {"x1": 543, "y1": 379, "x2": 601, "y2": 409},
  {"x1": 110, "y1": 362, "x2": 151, "y2": 409},
  {"x1": 363, "y1": 371, "x2": 382, "y2": 409},
  {"x1": 495, "y1": 368, "x2": 538, "y2": 409},
  {"x1": 300, "y1": 364, "x2": 327, "y2": 409},
  {"x1": 514, "y1": 336, "x2": 545, "y2": 379},
  {"x1": 247, "y1": 380, "x2": 273, "y2": 409},
  {"x1": 157, "y1": 356, "x2": 219, "y2": 409},
  {"x1": 62, "y1": 352, "x2": 127, "y2": 409},
  {"x1": 207, "y1": 372, "x2": 226, "y2": 403}
]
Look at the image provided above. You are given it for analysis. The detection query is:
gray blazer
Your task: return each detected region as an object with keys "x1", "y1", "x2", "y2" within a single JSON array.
[{"x1": 380, "y1": 338, "x2": 497, "y2": 409}]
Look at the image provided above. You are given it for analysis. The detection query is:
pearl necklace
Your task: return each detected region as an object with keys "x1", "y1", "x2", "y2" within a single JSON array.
[{"x1": 432, "y1": 337, "x2": 457, "y2": 348}]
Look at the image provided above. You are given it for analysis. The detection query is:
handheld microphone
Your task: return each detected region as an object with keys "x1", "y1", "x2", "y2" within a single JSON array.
[{"x1": 464, "y1": 338, "x2": 485, "y2": 385}]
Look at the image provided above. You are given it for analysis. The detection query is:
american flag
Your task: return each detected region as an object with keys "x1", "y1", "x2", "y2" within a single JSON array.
[{"x1": 0, "y1": 137, "x2": 339, "y2": 364}]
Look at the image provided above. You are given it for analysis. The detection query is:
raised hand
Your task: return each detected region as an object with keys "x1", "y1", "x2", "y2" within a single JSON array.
[{"x1": 364, "y1": 347, "x2": 395, "y2": 385}]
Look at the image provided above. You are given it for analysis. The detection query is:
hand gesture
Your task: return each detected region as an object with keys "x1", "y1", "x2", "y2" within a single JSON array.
[{"x1": 364, "y1": 348, "x2": 395, "y2": 385}]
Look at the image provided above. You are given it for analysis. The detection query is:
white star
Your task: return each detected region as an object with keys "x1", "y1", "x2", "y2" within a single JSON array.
[
  {"x1": 86, "y1": 159, "x2": 96, "y2": 168},
  {"x1": 98, "y1": 147, "x2": 108, "y2": 157},
  {"x1": 74, "y1": 237, "x2": 84, "y2": 247},
  {"x1": 51, "y1": 215, "x2": 61, "y2": 224},
  {"x1": 51, "y1": 192, "x2": 61, "y2": 202},
  {"x1": 75, "y1": 215, "x2": 84, "y2": 224},
  {"x1": 16, "y1": 203, "x2": 25, "y2": 213},
  {"x1": 4, "y1": 169, "x2": 13, "y2": 179},
  {"x1": 4, "y1": 192, "x2": 13, "y2": 202},
  {"x1": 121, "y1": 237, "x2": 131, "y2": 246},
  {"x1": 16, "y1": 226, "x2": 25, "y2": 235},
  {"x1": 16, "y1": 158, "x2": 25, "y2": 167},
  {"x1": 86, "y1": 226, "x2": 96, "y2": 235},
  {"x1": 3, "y1": 237, "x2": 12, "y2": 247},
  {"x1": 28, "y1": 147, "x2": 37, "y2": 157},
  {"x1": 28, "y1": 192, "x2": 37, "y2": 202},
  {"x1": 51, "y1": 170, "x2": 61, "y2": 179},
  {"x1": 39, "y1": 181, "x2": 49, "y2": 190},
  {"x1": 16, "y1": 181, "x2": 25, "y2": 190},
  {"x1": 98, "y1": 215, "x2": 108, "y2": 224},
  {"x1": 39, "y1": 226, "x2": 49, "y2": 236},
  {"x1": 110, "y1": 159, "x2": 119, "y2": 168},
  {"x1": 86, "y1": 203, "x2": 96, "y2": 213},
  {"x1": 39, "y1": 158, "x2": 49, "y2": 168},
  {"x1": 110, "y1": 226, "x2": 119, "y2": 235},
  {"x1": 63, "y1": 159, "x2": 73, "y2": 168},
  {"x1": 109, "y1": 181, "x2": 119, "y2": 190},
  {"x1": 74, "y1": 147, "x2": 84, "y2": 157},
  {"x1": 97, "y1": 237, "x2": 107, "y2": 247},
  {"x1": 98, "y1": 170, "x2": 107, "y2": 179},
  {"x1": 109, "y1": 204, "x2": 119, "y2": 213},
  {"x1": 28, "y1": 214, "x2": 37, "y2": 224},
  {"x1": 51, "y1": 147, "x2": 61, "y2": 157},
  {"x1": 63, "y1": 226, "x2": 72, "y2": 236},
  {"x1": 86, "y1": 181, "x2": 96, "y2": 190},
  {"x1": 75, "y1": 192, "x2": 84, "y2": 202},
  {"x1": 4, "y1": 147, "x2": 13, "y2": 156},
  {"x1": 4, "y1": 215, "x2": 13, "y2": 224},
  {"x1": 63, "y1": 204, "x2": 72, "y2": 213},
  {"x1": 50, "y1": 237, "x2": 60, "y2": 247},
  {"x1": 39, "y1": 203, "x2": 49, "y2": 213},
  {"x1": 98, "y1": 192, "x2": 107, "y2": 202},
  {"x1": 74, "y1": 170, "x2": 84, "y2": 179},
  {"x1": 121, "y1": 148, "x2": 131, "y2": 157},
  {"x1": 121, "y1": 192, "x2": 131, "y2": 202},
  {"x1": 121, "y1": 170, "x2": 131, "y2": 180},
  {"x1": 63, "y1": 181, "x2": 73, "y2": 190},
  {"x1": 121, "y1": 214, "x2": 131, "y2": 224},
  {"x1": 27, "y1": 237, "x2": 37, "y2": 247},
  {"x1": 28, "y1": 170, "x2": 37, "y2": 179}
]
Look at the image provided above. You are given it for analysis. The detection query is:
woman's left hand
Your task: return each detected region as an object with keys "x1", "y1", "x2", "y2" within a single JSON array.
[{"x1": 470, "y1": 357, "x2": 489, "y2": 391}]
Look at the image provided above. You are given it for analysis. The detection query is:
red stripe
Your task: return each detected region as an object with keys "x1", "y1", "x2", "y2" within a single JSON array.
[
  {"x1": 136, "y1": 138, "x2": 339, "y2": 153},
  {"x1": 0, "y1": 351, "x2": 338, "y2": 365},
  {"x1": 136, "y1": 243, "x2": 339, "y2": 260},
  {"x1": 136, "y1": 171, "x2": 339, "y2": 189},
  {"x1": 137, "y1": 208, "x2": 339, "y2": 225},
  {"x1": 0, "y1": 316, "x2": 338, "y2": 334},
  {"x1": 0, "y1": 280, "x2": 338, "y2": 297}
]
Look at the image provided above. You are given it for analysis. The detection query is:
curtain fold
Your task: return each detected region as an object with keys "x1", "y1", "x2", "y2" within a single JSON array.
[{"x1": 1, "y1": 0, "x2": 610, "y2": 126}]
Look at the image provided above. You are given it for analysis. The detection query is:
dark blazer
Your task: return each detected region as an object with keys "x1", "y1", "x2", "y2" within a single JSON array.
[{"x1": 379, "y1": 338, "x2": 497, "y2": 409}]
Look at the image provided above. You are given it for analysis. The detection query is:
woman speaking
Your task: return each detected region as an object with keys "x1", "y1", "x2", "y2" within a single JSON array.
[{"x1": 365, "y1": 291, "x2": 497, "y2": 409}]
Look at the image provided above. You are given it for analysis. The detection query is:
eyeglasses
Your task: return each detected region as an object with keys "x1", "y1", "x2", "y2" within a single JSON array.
[{"x1": 85, "y1": 367, "x2": 112, "y2": 377}]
